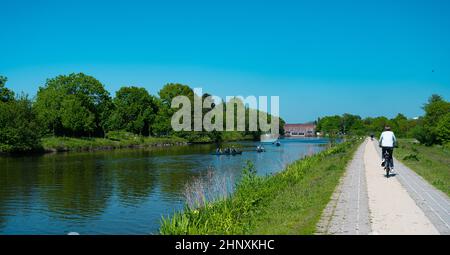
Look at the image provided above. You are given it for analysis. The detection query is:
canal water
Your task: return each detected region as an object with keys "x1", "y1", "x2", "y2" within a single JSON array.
[{"x1": 0, "y1": 138, "x2": 329, "y2": 234}]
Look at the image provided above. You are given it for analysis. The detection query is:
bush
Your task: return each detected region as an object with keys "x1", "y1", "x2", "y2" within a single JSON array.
[
  {"x1": 105, "y1": 130, "x2": 140, "y2": 141},
  {"x1": 0, "y1": 98, "x2": 42, "y2": 153},
  {"x1": 412, "y1": 125, "x2": 437, "y2": 146},
  {"x1": 436, "y1": 112, "x2": 450, "y2": 144}
]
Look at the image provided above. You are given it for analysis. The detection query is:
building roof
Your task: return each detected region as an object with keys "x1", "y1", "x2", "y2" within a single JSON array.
[{"x1": 284, "y1": 123, "x2": 316, "y2": 129}]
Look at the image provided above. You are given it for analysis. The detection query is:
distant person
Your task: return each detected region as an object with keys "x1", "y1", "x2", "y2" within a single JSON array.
[
  {"x1": 379, "y1": 126, "x2": 397, "y2": 171},
  {"x1": 370, "y1": 133, "x2": 374, "y2": 141}
]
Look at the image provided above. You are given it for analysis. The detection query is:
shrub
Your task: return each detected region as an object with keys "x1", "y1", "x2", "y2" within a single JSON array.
[
  {"x1": 436, "y1": 112, "x2": 450, "y2": 144},
  {"x1": 0, "y1": 97, "x2": 42, "y2": 152},
  {"x1": 105, "y1": 130, "x2": 140, "y2": 141}
]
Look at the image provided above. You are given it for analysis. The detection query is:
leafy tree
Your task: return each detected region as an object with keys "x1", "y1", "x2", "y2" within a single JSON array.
[
  {"x1": 158, "y1": 83, "x2": 194, "y2": 106},
  {"x1": 317, "y1": 115, "x2": 342, "y2": 135},
  {"x1": 0, "y1": 76, "x2": 14, "y2": 102},
  {"x1": 34, "y1": 73, "x2": 112, "y2": 136},
  {"x1": 414, "y1": 94, "x2": 450, "y2": 145},
  {"x1": 152, "y1": 100, "x2": 173, "y2": 136},
  {"x1": 33, "y1": 84, "x2": 64, "y2": 135},
  {"x1": 369, "y1": 116, "x2": 390, "y2": 134},
  {"x1": 341, "y1": 113, "x2": 364, "y2": 135},
  {"x1": 60, "y1": 95, "x2": 96, "y2": 136},
  {"x1": 108, "y1": 86, "x2": 157, "y2": 136},
  {"x1": 391, "y1": 113, "x2": 409, "y2": 137},
  {"x1": 154, "y1": 83, "x2": 194, "y2": 137},
  {"x1": 0, "y1": 92, "x2": 41, "y2": 152},
  {"x1": 423, "y1": 94, "x2": 449, "y2": 127},
  {"x1": 436, "y1": 112, "x2": 450, "y2": 144}
]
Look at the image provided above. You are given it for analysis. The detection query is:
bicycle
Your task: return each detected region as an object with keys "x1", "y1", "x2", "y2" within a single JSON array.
[{"x1": 383, "y1": 149, "x2": 393, "y2": 178}]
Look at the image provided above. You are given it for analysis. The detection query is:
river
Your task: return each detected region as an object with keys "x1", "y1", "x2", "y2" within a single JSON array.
[{"x1": 0, "y1": 138, "x2": 329, "y2": 234}]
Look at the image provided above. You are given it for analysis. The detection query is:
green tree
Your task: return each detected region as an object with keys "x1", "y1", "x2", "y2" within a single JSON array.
[
  {"x1": 154, "y1": 83, "x2": 194, "y2": 137},
  {"x1": 341, "y1": 113, "x2": 364, "y2": 135},
  {"x1": 391, "y1": 113, "x2": 409, "y2": 137},
  {"x1": 415, "y1": 94, "x2": 450, "y2": 145},
  {"x1": 34, "y1": 85, "x2": 64, "y2": 135},
  {"x1": 423, "y1": 95, "x2": 449, "y2": 127},
  {"x1": 60, "y1": 95, "x2": 96, "y2": 136},
  {"x1": 158, "y1": 83, "x2": 194, "y2": 106},
  {"x1": 317, "y1": 115, "x2": 342, "y2": 135},
  {"x1": 152, "y1": 100, "x2": 173, "y2": 136},
  {"x1": 0, "y1": 94, "x2": 41, "y2": 153},
  {"x1": 108, "y1": 86, "x2": 157, "y2": 136},
  {"x1": 369, "y1": 116, "x2": 390, "y2": 134},
  {"x1": 0, "y1": 76, "x2": 14, "y2": 102},
  {"x1": 436, "y1": 112, "x2": 450, "y2": 144},
  {"x1": 34, "y1": 73, "x2": 112, "y2": 137}
]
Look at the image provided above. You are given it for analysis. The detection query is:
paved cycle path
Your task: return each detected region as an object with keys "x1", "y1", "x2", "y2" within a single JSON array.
[{"x1": 317, "y1": 138, "x2": 449, "y2": 235}]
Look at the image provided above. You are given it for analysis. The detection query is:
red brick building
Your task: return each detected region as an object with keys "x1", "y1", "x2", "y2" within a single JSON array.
[{"x1": 284, "y1": 123, "x2": 316, "y2": 137}]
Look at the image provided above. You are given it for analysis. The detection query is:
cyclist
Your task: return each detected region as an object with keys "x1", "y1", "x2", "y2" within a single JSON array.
[{"x1": 379, "y1": 126, "x2": 397, "y2": 171}]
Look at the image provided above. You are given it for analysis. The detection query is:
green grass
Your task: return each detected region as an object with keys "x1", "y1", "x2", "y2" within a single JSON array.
[
  {"x1": 396, "y1": 139, "x2": 450, "y2": 196},
  {"x1": 187, "y1": 132, "x2": 254, "y2": 144},
  {"x1": 159, "y1": 139, "x2": 361, "y2": 235},
  {"x1": 220, "y1": 131, "x2": 254, "y2": 142},
  {"x1": 41, "y1": 132, "x2": 187, "y2": 152}
]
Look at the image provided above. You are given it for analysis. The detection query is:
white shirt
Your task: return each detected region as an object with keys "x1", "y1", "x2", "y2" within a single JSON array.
[{"x1": 379, "y1": 131, "x2": 396, "y2": 147}]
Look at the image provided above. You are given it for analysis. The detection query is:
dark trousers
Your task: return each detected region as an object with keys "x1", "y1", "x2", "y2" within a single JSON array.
[{"x1": 382, "y1": 147, "x2": 394, "y2": 168}]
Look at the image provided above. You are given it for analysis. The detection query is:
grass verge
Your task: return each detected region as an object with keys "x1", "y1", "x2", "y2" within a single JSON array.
[
  {"x1": 396, "y1": 139, "x2": 450, "y2": 196},
  {"x1": 42, "y1": 132, "x2": 188, "y2": 152},
  {"x1": 159, "y1": 139, "x2": 361, "y2": 235}
]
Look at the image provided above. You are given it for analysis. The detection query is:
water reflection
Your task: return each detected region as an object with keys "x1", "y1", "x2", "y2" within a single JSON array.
[
  {"x1": 0, "y1": 138, "x2": 328, "y2": 234},
  {"x1": 113, "y1": 157, "x2": 157, "y2": 206},
  {"x1": 36, "y1": 154, "x2": 114, "y2": 220}
]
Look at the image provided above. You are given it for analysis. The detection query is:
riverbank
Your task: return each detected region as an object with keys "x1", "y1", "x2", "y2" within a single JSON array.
[
  {"x1": 396, "y1": 138, "x2": 450, "y2": 196},
  {"x1": 41, "y1": 135, "x2": 188, "y2": 152},
  {"x1": 159, "y1": 138, "x2": 361, "y2": 234},
  {"x1": 0, "y1": 133, "x2": 258, "y2": 155},
  {"x1": 40, "y1": 131, "x2": 258, "y2": 153}
]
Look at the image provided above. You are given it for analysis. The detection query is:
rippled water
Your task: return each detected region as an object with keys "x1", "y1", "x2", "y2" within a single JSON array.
[{"x1": 0, "y1": 138, "x2": 328, "y2": 234}]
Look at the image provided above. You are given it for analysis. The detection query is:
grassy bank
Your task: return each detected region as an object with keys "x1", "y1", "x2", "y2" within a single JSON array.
[
  {"x1": 42, "y1": 132, "x2": 188, "y2": 152},
  {"x1": 220, "y1": 131, "x2": 255, "y2": 142},
  {"x1": 396, "y1": 139, "x2": 450, "y2": 196},
  {"x1": 187, "y1": 131, "x2": 255, "y2": 144},
  {"x1": 160, "y1": 139, "x2": 361, "y2": 235}
]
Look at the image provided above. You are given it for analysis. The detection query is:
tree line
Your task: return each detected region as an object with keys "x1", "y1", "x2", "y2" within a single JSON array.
[
  {"x1": 1, "y1": 72, "x2": 447, "y2": 152},
  {"x1": 0, "y1": 73, "x2": 284, "y2": 153},
  {"x1": 316, "y1": 94, "x2": 450, "y2": 146}
]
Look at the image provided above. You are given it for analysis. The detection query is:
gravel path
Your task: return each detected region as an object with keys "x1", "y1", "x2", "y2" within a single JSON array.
[
  {"x1": 317, "y1": 138, "x2": 450, "y2": 235},
  {"x1": 373, "y1": 143, "x2": 450, "y2": 234},
  {"x1": 365, "y1": 141, "x2": 438, "y2": 234}
]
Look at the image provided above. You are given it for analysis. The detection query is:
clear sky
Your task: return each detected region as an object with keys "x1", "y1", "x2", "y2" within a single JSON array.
[{"x1": 1, "y1": 0, "x2": 449, "y2": 123}]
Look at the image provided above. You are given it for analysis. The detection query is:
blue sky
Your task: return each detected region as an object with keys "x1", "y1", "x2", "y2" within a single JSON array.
[{"x1": 1, "y1": 0, "x2": 449, "y2": 123}]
